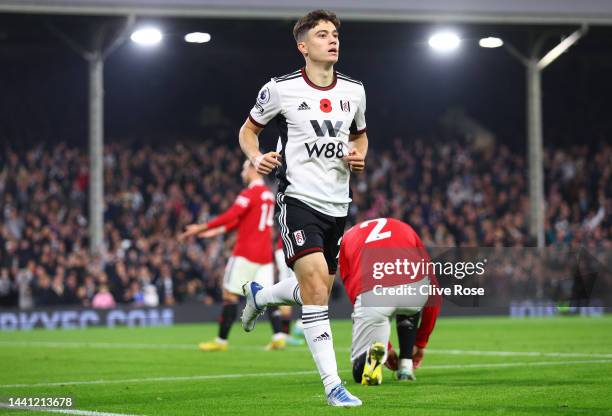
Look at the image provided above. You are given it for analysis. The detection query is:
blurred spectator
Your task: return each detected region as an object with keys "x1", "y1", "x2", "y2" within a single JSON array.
[{"x1": 92, "y1": 284, "x2": 116, "y2": 309}]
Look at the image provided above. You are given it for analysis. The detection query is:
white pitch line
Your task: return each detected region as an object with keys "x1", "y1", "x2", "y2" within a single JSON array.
[
  {"x1": 426, "y1": 349, "x2": 612, "y2": 359},
  {"x1": 0, "y1": 403, "x2": 141, "y2": 416},
  {"x1": 0, "y1": 341, "x2": 195, "y2": 350},
  {"x1": 0, "y1": 370, "x2": 318, "y2": 389},
  {"x1": 2, "y1": 360, "x2": 611, "y2": 389},
  {"x1": 417, "y1": 359, "x2": 612, "y2": 370},
  {"x1": 0, "y1": 341, "x2": 295, "y2": 352},
  {"x1": 1, "y1": 340, "x2": 612, "y2": 359}
]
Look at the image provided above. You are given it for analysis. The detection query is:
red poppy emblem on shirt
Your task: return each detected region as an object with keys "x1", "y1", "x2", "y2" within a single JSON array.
[{"x1": 320, "y1": 98, "x2": 332, "y2": 113}]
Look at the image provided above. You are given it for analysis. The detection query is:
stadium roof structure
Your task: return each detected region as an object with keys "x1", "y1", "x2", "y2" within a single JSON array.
[{"x1": 1, "y1": 0, "x2": 612, "y2": 25}]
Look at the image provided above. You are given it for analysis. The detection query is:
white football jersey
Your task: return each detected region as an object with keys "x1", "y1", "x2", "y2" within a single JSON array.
[{"x1": 248, "y1": 68, "x2": 367, "y2": 217}]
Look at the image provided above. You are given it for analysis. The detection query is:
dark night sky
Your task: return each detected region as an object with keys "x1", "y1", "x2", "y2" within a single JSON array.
[{"x1": 1, "y1": 13, "x2": 612, "y2": 151}]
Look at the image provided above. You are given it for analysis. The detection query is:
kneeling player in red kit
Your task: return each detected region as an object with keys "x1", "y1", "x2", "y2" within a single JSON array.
[{"x1": 338, "y1": 218, "x2": 441, "y2": 385}]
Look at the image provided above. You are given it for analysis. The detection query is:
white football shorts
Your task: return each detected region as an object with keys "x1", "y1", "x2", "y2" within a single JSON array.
[
  {"x1": 350, "y1": 278, "x2": 430, "y2": 362},
  {"x1": 223, "y1": 256, "x2": 274, "y2": 296}
]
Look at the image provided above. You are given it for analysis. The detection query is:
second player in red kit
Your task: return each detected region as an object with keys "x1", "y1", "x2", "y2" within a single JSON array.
[{"x1": 180, "y1": 160, "x2": 286, "y2": 351}]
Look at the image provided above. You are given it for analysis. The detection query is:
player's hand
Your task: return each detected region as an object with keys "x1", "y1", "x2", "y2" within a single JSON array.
[
  {"x1": 385, "y1": 346, "x2": 399, "y2": 371},
  {"x1": 197, "y1": 227, "x2": 225, "y2": 238},
  {"x1": 253, "y1": 152, "x2": 282, "y2": 175},
  {"x1": 179, "y1": 223, "x2": 206, "y2": 241},
  {"x1": 412, "y1": 346, "x2": 425, "y2": 369},
  {"x1": 342, "y1": 148, "x2": 365, "y2": 173}
]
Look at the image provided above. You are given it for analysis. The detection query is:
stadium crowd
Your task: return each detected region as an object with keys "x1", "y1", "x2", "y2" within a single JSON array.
[{"x1": 0, "y1": 139, "x2": 610, "y2": 308}]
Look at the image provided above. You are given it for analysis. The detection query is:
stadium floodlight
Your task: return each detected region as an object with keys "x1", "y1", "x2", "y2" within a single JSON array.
[
  {"x1": 185, "y1": 32, "x2": 211, "y2": 44},
  {"x1": 428, "y1": 32, "x2": 460, "y2": 52},
  {"x1": 479, "y1": 37, "x2": 504, "y2": 48},
  {"x1": 130, "y1": 28, "x2": 162, "y2": 46}
]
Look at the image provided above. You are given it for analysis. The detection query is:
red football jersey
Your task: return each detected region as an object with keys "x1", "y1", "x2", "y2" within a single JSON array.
[
  {"x1": 339, "y1": 218, "x2": 440, "y2": 348},
  {"x1": 276, "y1": 238, "x2": 283, "y2": 251},
  {"x1": 206, "y1": 179, "x2": 275, "y2": 264}
]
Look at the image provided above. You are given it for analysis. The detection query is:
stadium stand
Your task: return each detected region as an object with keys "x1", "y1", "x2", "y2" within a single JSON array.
[{"x1": 0, "y1": 139, "x2": 609, "y2": 308}]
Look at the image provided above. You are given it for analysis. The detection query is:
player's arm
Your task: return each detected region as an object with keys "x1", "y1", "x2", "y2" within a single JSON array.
[
  {"x1": 412, "y1": 306, "x2": 437, "y2": 369},
  {"x1": 196, "y1": 219, "x2": 239, "y2": 238},
  {"x1": 413, "y1": 296, "x2": 441, "y2": 368},
  {"x1": 239, "y1": 119, "x2": 281, "y2": 175},
  {"x1": 179, "y1": 196, "x2": 248, "y2": 240},
  {"x1": 344, "y1": 85, "x2": 368, "y2": 173},
  {"x1": 196, "y1": 226, "x2": 226, "y2": 238},
  {"x1": 415, "y1": 303, "x2": 441, "y2": 349},
  {"x1": 239, "y1": 80, "x2": 282, "y2": 175}
]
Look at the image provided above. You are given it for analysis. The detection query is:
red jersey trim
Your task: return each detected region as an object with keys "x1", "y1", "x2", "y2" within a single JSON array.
[
  {"x1": 351, "y1": 127, "x2": 367, "y2": 135},
  {"x1": 248, "y1": 114, "x2": 266, "y2": 128},
  {"x1": 301, "y1": 68, "x2": 337, "y2": 91}
]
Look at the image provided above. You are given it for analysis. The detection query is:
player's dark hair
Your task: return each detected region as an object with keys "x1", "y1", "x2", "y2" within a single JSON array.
[{"x1": 293, "y1": 10, "x2": 341, "y2": 42}]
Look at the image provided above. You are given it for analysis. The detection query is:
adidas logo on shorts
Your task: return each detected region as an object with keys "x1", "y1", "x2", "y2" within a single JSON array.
[
  {"x1": 314, "y1": 332, "x2": 330, "y2": 342},
  {"x1": 297, "y1": 101, "x2": 311, "y2": 111}
]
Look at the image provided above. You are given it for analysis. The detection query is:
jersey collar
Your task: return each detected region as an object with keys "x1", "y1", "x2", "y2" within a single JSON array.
[
  {"x1": 301, "y1": 67, "x2": 337, "y2": 91},
  {"x1": 249, "y1": 179, "x2": 265, "y2": 188}
]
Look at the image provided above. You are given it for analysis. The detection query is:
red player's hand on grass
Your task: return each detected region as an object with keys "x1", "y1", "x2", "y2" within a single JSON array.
[
  {"x1": 385, "y1": 346, "x2": 399, "y2": 371},
  {"x1": 412, "y1": 346, "x2": 425, "y2": 369}
]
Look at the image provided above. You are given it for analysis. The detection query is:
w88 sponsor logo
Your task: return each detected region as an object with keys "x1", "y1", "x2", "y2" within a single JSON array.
[
  {"x1": 305, "y1": 142, "x2": 345, "y2": 159},
  {"x1": 306, "y1": 119, "x2": 346, "y2": 159}
]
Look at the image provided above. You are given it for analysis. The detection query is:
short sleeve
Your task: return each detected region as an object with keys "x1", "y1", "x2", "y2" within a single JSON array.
[
  {"x1": 248, "y1": 80, "x2": 281, "y2": 128},
  {"x1": 205, "y1": 189, "x2": 251, "y2": 230},
  {"x1": 234, "y1": 188, "x2": 252, "y2": 208},
  {"x1": 349, "y1": 86, "x2": 367, "y2": 135}
]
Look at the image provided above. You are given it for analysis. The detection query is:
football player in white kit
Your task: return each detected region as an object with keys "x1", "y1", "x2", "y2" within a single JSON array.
[{"x1": 238, "y1": 10, "x2": 368, "y2": 407}]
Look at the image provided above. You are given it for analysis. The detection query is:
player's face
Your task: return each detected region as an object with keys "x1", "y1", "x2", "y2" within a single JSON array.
[{"x1": 300, "y1": 20, "x2": 339, "y2": 64}]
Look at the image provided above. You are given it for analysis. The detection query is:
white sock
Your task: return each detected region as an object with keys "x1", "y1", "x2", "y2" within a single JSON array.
[
  {"x1": 255, "y1": 277, "x2": 302, "y2": 307},
  {"x1": 400, "y1": 358, "x2": 414, "y2": 373},
  {"x1": 301, "y1": 305, "x2": 342, "y2": 395}
]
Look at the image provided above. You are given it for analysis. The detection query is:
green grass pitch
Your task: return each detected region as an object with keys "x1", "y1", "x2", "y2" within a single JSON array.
[{"x1": 0, "y1": 316, "x2": 611, "y2": 415}]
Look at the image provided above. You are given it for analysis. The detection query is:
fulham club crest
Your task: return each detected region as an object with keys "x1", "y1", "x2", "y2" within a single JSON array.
[
  {"x1": 293, "y1": 230, "x2": 306, "y2": 246},
  {"x1": 340, "y1": 100, "x2": 351, "y2": 112}
]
